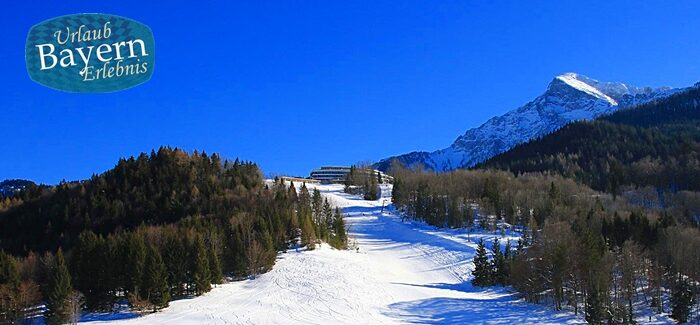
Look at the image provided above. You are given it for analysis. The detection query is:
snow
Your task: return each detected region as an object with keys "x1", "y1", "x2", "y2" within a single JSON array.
[
  {"x1": 76, "y1": 183, "x2": 602, "y2": 324},
  {"x1": 556, "y1": 73, "x2": 619, "y2": 106}
]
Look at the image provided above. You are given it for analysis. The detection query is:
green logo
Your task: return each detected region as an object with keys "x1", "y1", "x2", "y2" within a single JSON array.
[{"x1": 26, "y1": 14, "x2": 155, "y2": 93}]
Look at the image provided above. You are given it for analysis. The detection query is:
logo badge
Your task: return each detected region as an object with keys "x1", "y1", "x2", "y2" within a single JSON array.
[{"x1": 26, "y1": 14, "x2": 155, "y2": 93}]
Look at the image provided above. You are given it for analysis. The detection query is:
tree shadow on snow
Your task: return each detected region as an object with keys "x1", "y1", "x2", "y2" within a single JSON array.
[
  {"x1": 383, "y1": 282, "x2": 584, "y2": 324},
  {"x1": 343, "y1": 206, "x2": 382, "y2": 214},
  {"x1": 79, "y1": 310, "x2": 140, "y2": 322}
]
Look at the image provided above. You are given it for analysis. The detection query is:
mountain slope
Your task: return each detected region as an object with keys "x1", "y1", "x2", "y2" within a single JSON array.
[
  {"x1": 479, "y1": 84, "x2": 700, "y2": 193},
  {"x1": 376, "y1": 73, "x2": 677, "y2": 172},
  {"x1": 88, "y1": 184, "x2": 591, "y2": 325}
]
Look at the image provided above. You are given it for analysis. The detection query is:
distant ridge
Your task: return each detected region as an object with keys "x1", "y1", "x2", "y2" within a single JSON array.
[{"x1": 375, "y1": 73, "x2": 678, "y2": 172}]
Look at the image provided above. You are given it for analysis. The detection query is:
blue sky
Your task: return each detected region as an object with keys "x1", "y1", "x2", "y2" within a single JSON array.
[{"x1": 2, "y1": 1, "x2": 699, "y2": 184}]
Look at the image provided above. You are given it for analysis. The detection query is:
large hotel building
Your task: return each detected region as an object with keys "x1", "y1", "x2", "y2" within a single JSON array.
[{"x1": 310, "y1": 166, "x2": 394, "y2": 184}]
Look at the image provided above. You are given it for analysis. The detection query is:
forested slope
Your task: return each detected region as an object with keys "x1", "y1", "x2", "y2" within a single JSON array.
[
  {"x1": 0, "y1": 147, "x2": 347, "y2": 323},
  {"x1": 480, "y1": 85, "x2": 700, "y2": 194}
]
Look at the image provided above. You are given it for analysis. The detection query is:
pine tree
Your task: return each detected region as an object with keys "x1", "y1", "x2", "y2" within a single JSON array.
[
  {"x1": 364, "y1": 171, "x2": 379, "y2": 200},
  {"x1": 259, "y1": 222, "x2": 277, "y2": 269},
  {"x1": 585, "y1": 283, "x2": 606, "y2": 325},
  {"x1": 670, "y1": 280, "x2": 695, "y2": 323},
  {"x1": 311, "y1": 188, "x2": 323, "y2": 237},
  {"x1": 301, "y1": 214, "x2": 317, "y2": 250},
  {"x1": 321, "y1": 199, "x2": 333, "y2": 241},
  {"x1": 471, "y1": 239, "x2": 491, "y2": 286},
  {"x1": 526, "y1": 214, "x2": 538, "y2": 245},
  {"x1": 192, "y1": 236, "x2": 211, "y2": 295},
  {"x1": 491, "y1": 238, "x2": 507, "y2": 285},
  {"x1": 123, "y1": 233, "x2": 146, "y2": 297},
  {"x1": 330, "y1": 208, "x2": 347, "y2": 249},
  {"x1": 0, "y1": 250, "x2": 21, "y2": 323},
  {"x1": 141, "y1": 245, "x2": 170, "y2": 311},
  {"x1": 45, "y1": 249, "x2": 72, "y2": 324},
  {"x1": 162, "y1": 233, "x2": 187, "y2": 297},
  {"x1": 226, "y1": 224, "x2": 247, "y2": 278},
  {"x1": 208, "y1": 244, "x2": 223, "y2": 285},
  {"x1": 548, "y1": 181, "x2": 560, "y2": 204},
  {"x1": 73, "y1": 231, "x2": 116, "y2": 310},
  {"x1": 298, "y1": 183, "x2": 317, "y2": 250},
  {"x1": 287, "y1": 182, "x2": 298, "y2": 204},
  {"x1": 0, "y1": 250, "x2": 19, "y2": 287}
]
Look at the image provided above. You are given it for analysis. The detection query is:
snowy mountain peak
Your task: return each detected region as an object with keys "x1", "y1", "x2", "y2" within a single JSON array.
[
  {"x1": 375, "y1": 73, "x2": 681, "y2": 172},
  {"x1": 552, "y1": 72, "x2": 675, "y2": 106},
  {"x1": 552, "y1": 73, "x2": 618, "y2": 105}
]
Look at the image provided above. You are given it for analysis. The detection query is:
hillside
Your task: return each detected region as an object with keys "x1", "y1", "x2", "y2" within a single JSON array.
[
  {"x1": 0, "y1": 148, "x2": 265, "y2": 255},
  {"x1": 78, "y1": 184, "x2": 601, "y2": 324},
  {"x1": 0, "y1": 147, "x2": 348, "y2": 321},
  {"x1": 480, "y1": 85, "x2": 700, "y2": 195}
]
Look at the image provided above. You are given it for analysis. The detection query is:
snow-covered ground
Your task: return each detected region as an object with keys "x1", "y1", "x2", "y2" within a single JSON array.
[{"x1": 86, "y1": 184, "x2": 594, "y2": 324}]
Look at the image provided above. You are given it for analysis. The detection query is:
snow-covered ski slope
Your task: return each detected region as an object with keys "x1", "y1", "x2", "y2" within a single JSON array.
[{"x1": 89, "y1": 183, "x2": 586, "y2": 324}]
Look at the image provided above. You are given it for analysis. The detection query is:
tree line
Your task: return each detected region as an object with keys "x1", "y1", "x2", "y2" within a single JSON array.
[
  {"x1": 0, "y1": 147, "x2": 347, "y2": 324},
  {"x1": 390, "y1": 165, "x2": 699, "y2": 324}
]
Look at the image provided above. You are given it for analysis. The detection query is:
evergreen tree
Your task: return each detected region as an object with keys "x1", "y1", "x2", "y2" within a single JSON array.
[
  {"x1": 301, "y1": 214, "x2": 317, "y2": 250},
  {"x1": 162, "y1": 233, "x2": 187, "y2": 297},
  {"x1": 321, "y1": 199, "x2": 333, "y2": 241},
  {"x1": 123, "y1": 233, "x2": 146, "y2": 297},
  {"x1": 311, "y1": 189, "x2": 323, "y2": 237},
  {"x1": 287, "y1": 181, "x2": 298, "y2": 203},
  {"x1": 192, "y1": 236, "x2": 211, "y2": 295},
  {"x1": 670, "y1": 280, "x2": 695, "y2": 323},
  {"x1": 298, "y1": 183, "x2": 310, "y2": 205},
  {"x1": 585, "y1": 284, "x2": 606, "y2": 325},
  {"x1": 298, "y1": 183, "x2": 317, "y2": 250},
  {"x1": 364, "y1": 171, "x2": 379, "y2": 200},
  {"x1": 471, "y1": 239, "x2": 491, "y2": 286},
  {"x1": 45, "y1": 249, "x2": 71, "y2": 325},
  {"x1": 0, "y1": 250, "x2": 21, "y2": 323},
  {"x1": 208, "y1": 244, "x2": 223, "y2": 285},
  {"x1": 73, "y1": 231, "x2": 116, "y2": 310},
  {"x1": 259, "y1": 221, "x2": 277, "y2": 269},
  {"x1": 225, "y1": 223, "x2": 247, "y2": 278},
  {"x1": 548, "y1": 181, "x2": 560, "y2": 204},
  {"x1": 141, "y1": 245, "x2": 170, "y2": 311},
  {"x1": 329, "y1": 208, "x2": 347, "y2": 249},
  {"x1": 491, "y1": 238, "x2": 507, "y2": 285},
  {"x1": 0, "y1": 250, "x2": 19, "y2": 287}
]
